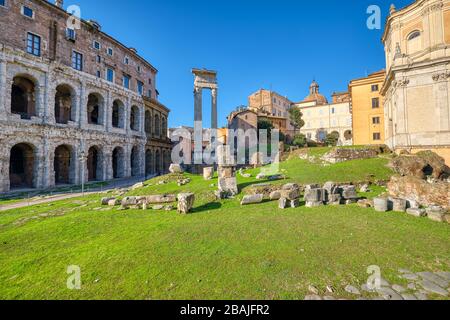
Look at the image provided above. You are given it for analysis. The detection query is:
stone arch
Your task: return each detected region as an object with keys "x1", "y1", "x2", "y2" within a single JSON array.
[
  {"x1": 54, "y1": 144, "x2": 75, "y2": 185},
  {"x1": 155, "y1": 149, "x2": 161, "y2": 174},
  {"x1": 130, "y1": 105, "x2": 140, "y2": 131},
  {"x1": 145, "y1": 149, "x2": 153, "y2": 176},
  {"x1": 55, "y1": 84, "x2": 76, "y2": 124},
  {"x1": 112, "y1": 99, "x2": 125, "y2": 128},
  {"x1": 112, "y1": 146, "x2": 125, "y2": 179},
  {"x1": 11, "y1": 75, "x2": 37, "y2": 119},
  {"x1": 154, "y1": 114, "x2": 160, "y2": 136},
  {"x1": 87, "y1": 145, "x2": 103, "y2": 181},
  {"x1": 9, "y1": 143, "x2": 37, "y2": 189},
  {"x1": 344, "y1": 130, "x2": 353, "y2": 141},
  {"x1": 130, "y1": 146, "x2": 140, "y2": 177},
  {"x1": 87, "y1": 92, "x2": 105, "y2": 125},
  {"x1": 145, "y1": 110, "x2": 152, "y2": 134}
]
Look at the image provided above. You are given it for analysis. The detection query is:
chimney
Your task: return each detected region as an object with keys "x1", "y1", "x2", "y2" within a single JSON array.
[{"x1": 55, "y1": 0, "x2": 63, "y2": 8}]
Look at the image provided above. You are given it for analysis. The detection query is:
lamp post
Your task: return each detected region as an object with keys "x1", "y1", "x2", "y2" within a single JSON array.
[{"x1": 79, "y1": 150, "x2": 87, "y2": 196}]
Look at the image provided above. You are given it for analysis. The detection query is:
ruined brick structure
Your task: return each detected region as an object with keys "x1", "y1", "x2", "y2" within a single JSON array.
[{"x1": 0, "y1": 0, "x2": 171, "y2": 193}]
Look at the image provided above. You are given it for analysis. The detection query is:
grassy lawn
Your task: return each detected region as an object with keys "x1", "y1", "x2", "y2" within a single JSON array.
[{"x1": 0, "y1": 151, "x2": 449, "y2": 300}]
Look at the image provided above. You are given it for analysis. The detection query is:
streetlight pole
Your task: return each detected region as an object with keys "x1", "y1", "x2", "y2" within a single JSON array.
[{"x1": 79, "y1": 151, "x2": 86, "y2": 196}]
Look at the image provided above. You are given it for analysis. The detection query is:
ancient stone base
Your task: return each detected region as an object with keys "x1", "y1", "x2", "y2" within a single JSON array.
[{"x1": 177, "y1": 193, "x2": 195, "y2": 214}]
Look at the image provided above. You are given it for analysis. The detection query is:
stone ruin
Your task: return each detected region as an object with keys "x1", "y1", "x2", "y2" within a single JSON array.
[
  {"x1": 321, "y1": 147, "x2": 384, "y2": 164},
  {"x1": 215, "y1": 145, "x2": 238, "y2": 199}
]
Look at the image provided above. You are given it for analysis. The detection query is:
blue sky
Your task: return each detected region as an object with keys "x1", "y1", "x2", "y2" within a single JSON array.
[{"x1": 71, "y1": 0, "x2": 412, "y2": 128}]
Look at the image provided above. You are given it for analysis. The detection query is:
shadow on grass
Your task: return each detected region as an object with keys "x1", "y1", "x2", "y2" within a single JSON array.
[{"x1": 192, "y1": 202, "x2": 222, "y2": 213}]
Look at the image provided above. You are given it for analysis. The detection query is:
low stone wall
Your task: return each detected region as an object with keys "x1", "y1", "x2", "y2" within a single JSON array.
[{"x1": 321, "y1": 147, "x2": 385, "y2": 164}]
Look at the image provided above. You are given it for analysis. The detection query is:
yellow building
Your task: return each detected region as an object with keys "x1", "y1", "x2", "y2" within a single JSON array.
[{"x1": 349, "y1": 70, "x2": 386, "y2": 145}]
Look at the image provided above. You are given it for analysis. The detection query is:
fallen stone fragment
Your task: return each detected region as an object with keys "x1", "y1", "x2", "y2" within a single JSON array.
[
  {"x1": 373, "y1": 197, "x2": 389, "y2": 212},
  {"x1": 305, "y1": 201, "x2": 323, "y2": 208},
  {"x1": 344, "y1": 285, "x2": 361, "y2": 295},
  {"x1": 391, "y1": 198, "x2": 407, "y2": 212},
  {"x1": 290, "y1": 199, "x2": 300, "y2": 208},
  {"x1": 401, "y1": 273, "x2": 419, "y2": 281},
  {"x1": 177, "y1": 193, "x2": 195, "y2": 214},
  {"x1": 240, "y1": 194, "x2": 264, "y2": 205},
  {"x1": 308, "y1": 285, "x2": 319, "y2": 295},
  {"x1": 406, "y1": 208, "x2": 426, "y2": 217},
  {"x1": 392, "y1": 284, "x2": 406, "y2": 293},
  {"x1": 436, "y1": 272, "x2": 450, "y2": 281},
  {"x1": 269, "y1": 191, "x2": 281, "y2": 201},
  {"x1": 414, "y1": 292, "x2": 428, "y2": 300},
  {"x1": 427, "y1": 211, "x2": 446, "y2": 223},
  {"x1": 203, "y1": 167, "x2": 214, "y2": 180},
  {"x1": 278, "y1": 198, "x2": 288, "y2": 209},
  {"x1": 282, "y1": 183, "x2": 300, "y2": 191},
  {"x1": 401, "y1": 294, "x2": 417, "y2": 300},
  {"x1": 152, "y1": 205, "x2": 164, "y2": 210},
  {"x1": 101, "y1": 197, "x2": 116, "y2": 205},
  {"x1": 357, "y1": 199, "x2": 371, "y2": 208},
  {"x1": 280, "y1": 188, "x2": 300, "y2": 201},
  {"x1": 108, "y1": 199, "x2": 120, "y2": 206},
  {"x1": 341, "y1": 185, "x2": 358, "y2": 199},
  {"x1": 121, "y1": 196, "x2": 137, "y2": 206},
  {"x1": 169, "y1": 164, "x2": 184, "y2": 173},
  {"x1": 146, "y1": 194, "x2": 177, "y2": 204}
]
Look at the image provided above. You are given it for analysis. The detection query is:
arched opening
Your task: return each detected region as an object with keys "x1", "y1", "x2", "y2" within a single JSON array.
[
  {"x1": 54, "y1": 145, "x2": 74, "y2": 185},
  {"x1": 11, "y1": 76, "x2": 36, "y2": 119},
  {"x1": 145, "y1": 149, "x2": 153, "y2": 176},
  {"x1": 130, "y1": 105, "x2": 140, "y2": 131},
  {"x1": 112, "y1": 147, "x2": 125, "y2": 179},
  {"x1": 87, "y1": 146, "x2": 102, "y2": 182},
  {"x1": 155, "y1": 149, "x2": 161, "y2": 175},
  {"x1": 423, "y1": 164, "x2": 434, "y2": 177},
  {"x1": 154, "y1": 114, "x2": 160, "y2": 136},
  {"x1": 145, "y1": 110, "x2": 152, "y2": 134},
  {"x1": 344, "y1": 130, "x2": 353, "y2": 141},
  {"x1": 130, "y1": 146, "x2": 140, "y2": 177},
  {"x1": 55, "y1": 84, "x2": 75, "y2": 124},
  {"x1": 112, "y1": 99, "x2": 125, "y2": 128},
  {"x1": 9, "y1": 143, "x2": 36, "y2": 189},
  {"x1": 163, "y1": 150, "x2": 170, "y2": 173},
  {"x1": 407, "y1": 30, "x2": 421, "y2": 55},
  {"x1": 87, "y1": 93, "x2": 104, "y2": 125},
  {"x1": 316, "y1": 129, "x2": 327, "y2": 143}
]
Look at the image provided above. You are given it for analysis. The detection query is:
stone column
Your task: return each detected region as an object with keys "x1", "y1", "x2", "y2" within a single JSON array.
[
  {"x1": 79, "y1": 82, "x2": 87, "y2": 128},
  {"x1": 37, "y1": 84, "x2": 46, "y2": 120},
  {"x1": 103, "y1": 146, "x2": 113, "y2": 181},
  {"x1": 105, "y1": 91, "x2": 112, "y2": 132},
  {"x1": 35, "y1": 141, "x2": 46, "y2": 190},
  {"x1": 125, "y1": 97, "x2": 131, "y2": 135},
  {"x1": 211, "y1": 88, "x2": 218, "y2": 129},
  {"x1": 139, "y1": 144, "x2": 146, "y2": 177},
  {"x1": 140, "y1": 106, "x2": 145, "y2": 135},
  {"x1": 124, "y1": 144, "x2": 131, "y2": 178},
  {"x1": 0, "y1": 141, "x2": 10, "y2": 192},
  {"x1": 0, "y1": 58, "x2": 7, "y2": 121},
  {"x1": 194, "y1": 86, "x2": 203, "y2": 164},
  {"x1": 43, "y1": 136, "x2": 54, "y2": 189}
]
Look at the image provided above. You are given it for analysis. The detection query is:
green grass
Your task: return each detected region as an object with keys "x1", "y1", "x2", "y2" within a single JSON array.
[{"x1": 0, "y1": 151, "x2": 449, "y2": 300}]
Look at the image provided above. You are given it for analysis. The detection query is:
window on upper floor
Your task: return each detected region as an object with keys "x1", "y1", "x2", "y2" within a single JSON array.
[
  {"x1": 26, "y1": 33, "x2": 41, "y2": 56},
  {"x1": 96, "y1": 70, "x2": 101, "y2": 78},
  {"x1": 123, "y1": 74, "x2": 130, "y2": 89},
  {"x1": 372, "y1": 117, "x2": 380, "y2": 125},
  {"x1": 96, "y1": 55, "x2": 101, "y2": 63},
  {"x1": 137, "y1": 81, "x2": 144, "y2": 95},
  {"x1": 106, "y1": 68, "x2": 114, "y2": 82},
  {"x1": 372, "y1": 97, "x2": 380, "y2": 109},
  {"x1": 331, "y1": 107, "x2": 335, "y2": 114},
  {"x1": 22, "y1": 6, "x2": 34, "y2": 18},
  {"x1": 124, "y1": 56, "x2": 129, "y2": 65},
  {"x1": 93, "y1": 41, "x2": 101, "y2": 50},
  {"x1": 66, "y1": 28, "x2": 76, "y2": 42},
  {"x1": 72, "y1": 51, "x2": 83, "y2": 71},
  {"x1": 107, "y1": 48, "x2": 113, "y2": 56},
  {"x1": 137, "y1": 65, "x2": 141, "y2": 73},
  {"x1": 0, "y1": 0, "x2": 6, "y2": 8},
  {"x1": 148, "y1": 89, "x2": 152, "y2": 99},
  {"x1": 407, "y1": 30, "x2": 422, "y2": 55},
  {"x1": 371, "y1": 84, "x2": 379, "y2": 92}
]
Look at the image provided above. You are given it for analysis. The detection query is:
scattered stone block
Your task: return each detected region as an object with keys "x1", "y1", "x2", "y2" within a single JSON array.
[
  {"x1": 357, "y1": 199, "x2": 371, "y2": 208},
  {"x1": 327, "y1": 194, "x2": 342, "y2": 205},
  {"x1": 305, "y1": 201, "x2": 323, "y2": 208},
  {"x1": 282, "y1": 183, "x2": 300, "y2": 191},
  {"x1": 374, "y1": 197, "x2": 389, "y2": 212},
  {"x1": 359, "y1": 184, "x2": 370, "y2": 193},
  {"x1": 203, "y1": 167, "x2": 214, "y2": 180},
  {"x1": 344, "y1": 285, "x2": 361, "y2": 295},
  {"x1": 290, "y1": 199, "x2": 300, "y2": 208},
  {"x1": 304, "y1": 295, "x2": 322, "y2": 300},
  {"x1": 308, "y1": 285, "x2": 319, "y2": 295},
  {"x1": 269, "y1": 191, "x2": 281, "y2": 201},
  {"x1": 427, "y1": 211, "x2": 446, "y2": 223},
  {"x1": 146, "y1": 194, "x2": 177, "y2": 204},
  {"x1": 341, "y1": 185, "x2": 358, "y2": 199},
  {"x1": 108, "y1": 199, "x2": 120, "y2": 206},
  {"x1": 121, "y1": 196, "x2": 137, "y2": 206},
  {"x1": 241, "y1": 194, "x2": 264, "y2": 205},
  {"x1": 169, "y1": 164, "x2": 184, "y2": 173},
  {"x1": 177, "y1": 193, "x2": 195, "y2": 214},
  {"x1": 419, "y1": 280, "x2": 449, "y2": 296},
  {"x1": 280, "y1": 188, "x2": 300, "y2": 201},
  {"x1": 391, "y1": 198, "x2": 407, "y2": 212},
  {"x1": 152, "y1": 205, "x2": 164, "y2": 210},
  {"x1": 131, "y1": 182, "x2": 145, "y2": 190},
  {"x1": 278, "y1": 198, "x2": 288, "y2": 209},
  {"x1": 304, "y1": 188, "x2": 325, "y2": 203},
  {"x1": 101, "y1": 197, "x2": 116, "y2": 205},
  {"x1": 406, "y1": 208, "x2": 426, "y2": 218}
]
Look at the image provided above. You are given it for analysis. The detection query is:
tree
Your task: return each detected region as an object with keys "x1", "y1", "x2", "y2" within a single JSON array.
[
  {"x1": 289, "y1": 108, "x2": 305, "y2": 135},
  {"x1": 257, "y1": 119, "x2": 274, "y2": 138},
  {"x1": 325, "y1": 132, "x2": 340, "y2": 146},
  {"x1": 292, "y1": 134, "x2": 307, "y2": 147}
]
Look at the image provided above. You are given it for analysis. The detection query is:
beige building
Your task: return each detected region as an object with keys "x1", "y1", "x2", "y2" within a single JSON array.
[
  {"x1": 293, "y1": 81, "x2": 353, "y2": 145},
  {"x1": 349, "y1": 70, "x2": 386, "y2": 145},
  {"x1": 382, "y1": 0, "x2": 450, "y2": 163}
]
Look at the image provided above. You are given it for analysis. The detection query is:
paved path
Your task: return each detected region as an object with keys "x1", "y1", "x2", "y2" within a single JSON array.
[{"x1": 0, "y1": 177, "x2": 144, "y2": 212}]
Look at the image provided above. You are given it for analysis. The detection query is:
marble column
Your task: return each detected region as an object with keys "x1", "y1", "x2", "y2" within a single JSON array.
[
  {"x1": 211, "y1": 88, "x2": 218, "y2": 129},
  {"x1": 194, "y1": 86, "x2": 203, "y2": 164},
  {"x1": 79, "y1": 82, "x2": 87, "y2": 128}
]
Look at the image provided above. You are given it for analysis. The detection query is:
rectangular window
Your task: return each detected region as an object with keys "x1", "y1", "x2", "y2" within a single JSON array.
[
  {"x1": 72, "y1": 51, "x2": 83, "y2": 71},
  {"x1": 66, "y1": 28, "x2": 76, "y2": 41},
  {"x1": 123, "y1": 75, "x2": 130, "y2": 89},
  {"x1": 137, "y1": 81, "x2": 144, "y2": 95},
  {"x1": 372, "y1": 97, "x2": 380, "y2": 109},
  {"x1": 27, "y1": 33, "x2": 41, "y2": 56},
  {"x1": 22, "y1": 6, "x2": 33, "y2": 18},
  {"x1": 93, "y1": 41, "x2": 101, "y2": 50},
  {"x1": 124, "y1": 57, "x2": 129, "y2": 65},
  {"x1": 107, "y1": 48, "x2": 113, "y2": 56},
  {"x1": 106, "y1": 68, "x2": 114, "y2": 82},
  {"x1": 373, "y1": 133, "x2": 381, "y2": 140},
  {"x1": 148, "y1": 90, "x2": 152, "y2": 98},
  {"x1": 372, "y1": 117, "x2": 380, "y2": 124},
  {"x1": 96, "y1": 55, "x2": 101, "y2": 63},
  {"x1": 96, "y1": 70, "x2": 101, "y2": 78},
  {"x1": 0, "y1": 0, "x2": 6, "y2": 7},
  {"x1": 371, "y1": 84, "x2": 379, "y2": 92}
]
